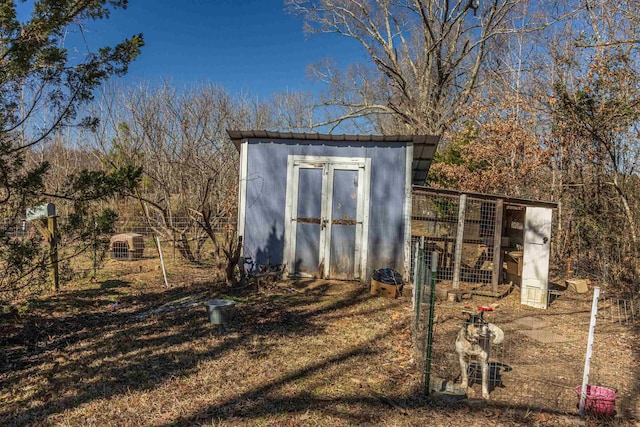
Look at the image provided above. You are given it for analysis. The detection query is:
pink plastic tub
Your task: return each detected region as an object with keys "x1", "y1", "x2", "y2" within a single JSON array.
[{"x1": 575, "y1": 385, "x2": 616, "y2": 416}]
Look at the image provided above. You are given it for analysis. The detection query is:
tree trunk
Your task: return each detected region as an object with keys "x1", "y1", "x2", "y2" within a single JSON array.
[
  {"x1": 225, "y1": 236, "x2": 242, "y2": 287},
  {"x1": 610, "y1": 177, "x2": 639, "y2": 287}
]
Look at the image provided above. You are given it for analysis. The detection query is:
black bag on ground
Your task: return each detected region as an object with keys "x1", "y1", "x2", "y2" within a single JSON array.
[{"x1": 372, "y1": 268, "x2": 403, "y2": 285}]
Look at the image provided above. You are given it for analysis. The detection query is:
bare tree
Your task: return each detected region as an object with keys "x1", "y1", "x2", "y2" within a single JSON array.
[
  {"x1": 92, "y1": 84, "x2": 238, "y2": 264},
  {"x1": 539, "y1": 0, "x2": 640, "y2": 287},
  {"x1": 287, "y1": 0, "x2": 532, "y2": 134},
  {"x1": 88, "y1": 82, "x2": 317, "y2": 284}
]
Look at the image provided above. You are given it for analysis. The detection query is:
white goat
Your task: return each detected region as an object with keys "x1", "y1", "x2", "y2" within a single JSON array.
[{"x1": 455, "y1": 312, "x2": 504, "y2": 399}]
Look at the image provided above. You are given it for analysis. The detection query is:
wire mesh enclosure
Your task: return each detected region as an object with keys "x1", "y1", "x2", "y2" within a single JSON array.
[
  {"x1": 412, "y1": 265, "x2": 640, "y2": 416},
  {"x1": 411, "y1": 193, "x2": 460, "y2": 284},
  {"x1": 411, "y1": 190, "x2": 500, "y2": 290},
  {"x1": 1, "y1": 216, "x2": 237, "y2": 294}
]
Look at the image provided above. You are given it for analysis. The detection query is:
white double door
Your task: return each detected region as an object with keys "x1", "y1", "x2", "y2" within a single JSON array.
[{"x1": 284, "y1": 155, "x2": 370, "y2": 280}]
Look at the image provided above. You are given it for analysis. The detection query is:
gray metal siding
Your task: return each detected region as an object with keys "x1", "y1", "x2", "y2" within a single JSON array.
[{"x1": 243, "y1": 139, "x2": 407, "y2": 279}]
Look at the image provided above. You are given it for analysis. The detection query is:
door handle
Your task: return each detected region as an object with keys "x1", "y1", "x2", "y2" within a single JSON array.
[{"x1": 321, "y1": 218, "x2": 328, "y2": 230}]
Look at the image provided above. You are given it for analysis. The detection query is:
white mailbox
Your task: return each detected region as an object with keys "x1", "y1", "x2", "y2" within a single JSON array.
[{"x1": 26, "y1": 203, "x2": 56, "y2": 221}]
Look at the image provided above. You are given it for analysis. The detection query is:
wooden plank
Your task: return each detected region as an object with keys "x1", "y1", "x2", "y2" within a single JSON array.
[
  {"x1": 283, "y1": 155, "x2": 295, "y2": 271},
  {"x1": 492, "y1": 199, "x2": 504, "y2": 292},
  {"x1": 452, "y1": 194, "x2": 466, "y2": 289},
  {"x1": 470, "y1": 284, "x2": 512, "y2": 298},
  {"x1": 412, "y1": 239, "x2": 419, "y2": 311},
  {"x1": 320, "y1": 163, "x2": 331, "y2": 278},
  {"x1": 237, "y1": 140, "x2": 249, "y2": 257},
  {"x1": 408, "y1": 231, "x2": 488, "y2": 245},
  {"x1": 360, "y1": 158, "x2": 372, "y2": 281}
]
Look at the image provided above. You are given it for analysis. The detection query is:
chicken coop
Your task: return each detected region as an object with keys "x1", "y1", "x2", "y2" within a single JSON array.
[{"x1": 411, "y1": 186, "x2": 557, "y2": 309}]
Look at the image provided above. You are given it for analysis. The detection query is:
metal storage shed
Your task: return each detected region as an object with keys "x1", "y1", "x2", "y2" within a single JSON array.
[{"x1": 229, "y1": 130, "x2": 440, "y2": 281}]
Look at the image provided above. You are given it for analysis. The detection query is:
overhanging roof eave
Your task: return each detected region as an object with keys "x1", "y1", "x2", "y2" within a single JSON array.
[{"x1": 412, "y1": 185, "x2": 559, "y2": 209}]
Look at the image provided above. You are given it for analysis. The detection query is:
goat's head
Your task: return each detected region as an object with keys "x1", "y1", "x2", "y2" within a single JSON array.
[{"x1": 463, "y1": 313, "x2": 504, "y2": 345}]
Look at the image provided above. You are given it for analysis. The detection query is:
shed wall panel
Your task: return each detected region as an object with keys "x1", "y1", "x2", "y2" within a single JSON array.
[{"x1": 243, "y1": 139, "x2": 406, "y2": 279}]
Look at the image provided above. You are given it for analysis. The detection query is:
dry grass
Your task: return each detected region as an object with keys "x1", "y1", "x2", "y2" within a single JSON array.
[
  {"x1": 1, "y1": 273, "x2": 636, "y2": 426},
  {"x1": 421, "y1": 284, "x2": 640, "y2": 417}
]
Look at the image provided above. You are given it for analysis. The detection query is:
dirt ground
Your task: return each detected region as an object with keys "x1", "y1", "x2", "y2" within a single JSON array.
[
  {"x1": 1, "y1": 268, "x2": 639, "y2": 426},
  {"x1": 423, "y1": 281, "x2": 640, "y2": 419}
]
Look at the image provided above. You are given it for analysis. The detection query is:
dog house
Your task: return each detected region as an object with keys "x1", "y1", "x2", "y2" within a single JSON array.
[
  {"x1": 109, "y1": 233, "x2": 145, "y2": 261},
  {"x1": 229, "y1": 130, "x2": 440, "y2": 281},
  {"x1": 412, "y1": 187, "x2": 557, "y2": 309}
]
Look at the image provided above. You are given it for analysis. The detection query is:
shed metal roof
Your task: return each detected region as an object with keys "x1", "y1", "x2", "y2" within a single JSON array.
[
  {"x1": 412, "y1": 186, "x2": 559, "y2": 209},
  {"x1": 227, "y1": 130, "x2": 440, "y2": 185}
]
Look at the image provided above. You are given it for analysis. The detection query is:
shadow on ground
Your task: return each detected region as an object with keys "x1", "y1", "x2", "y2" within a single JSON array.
[
  {"x1": 0, "y1": 278, "x2": 392, "y2": 425},
  {"x1": 0, "y1": 278, "x2": 621, "y2": 426}
]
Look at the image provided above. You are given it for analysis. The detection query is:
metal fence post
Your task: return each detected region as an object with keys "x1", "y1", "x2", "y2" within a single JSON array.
[
  {"x1": 93, "y1": 218, "x2": 97, "y2": 278},
  {"x1": 579, "y1": 286, "x2": 600, "y2": 415},
  {"x1": 412, "y1": 239, "x2": 419, "y2": 311},
  {"x1": 48, "y1": 215, "x2": 59, "y2": 292},
  {"x1": 425, "y1": 251, "x2": 438, "y2": 395},
  {"x1": 157, "y1": 236, "x2": 169, "y2": 288},
  {"x1": 452, "y1": 194, "x2": 466, "y2": 289},
  {"x1": 415, "y1": 242, "x2": 424, "y2": 329}
]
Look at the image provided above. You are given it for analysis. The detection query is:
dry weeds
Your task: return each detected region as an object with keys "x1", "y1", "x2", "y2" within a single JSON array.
[{"x1": 1, "y1": 272, "x2": 637, "y2": 426}]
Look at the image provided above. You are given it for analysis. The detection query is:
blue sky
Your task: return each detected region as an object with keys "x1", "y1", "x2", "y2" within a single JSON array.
[{"x1": 81, "y1": 0, "x2": 362, "y2": 97}]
